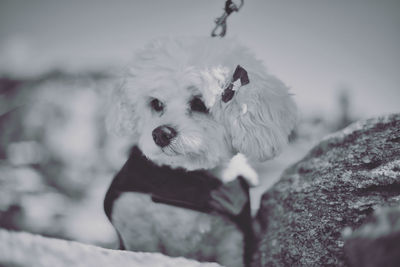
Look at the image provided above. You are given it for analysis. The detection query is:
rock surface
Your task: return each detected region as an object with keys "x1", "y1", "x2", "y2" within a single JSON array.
[
  {"x1": 343, "y1": 205, "x2": 400, "y2": 267},
  {"x1": 0, "y1": 229, "x2": 221, "y2": 267},
  {"x1": 253, "y1": 113, "x2": 400, "y2": 266}
]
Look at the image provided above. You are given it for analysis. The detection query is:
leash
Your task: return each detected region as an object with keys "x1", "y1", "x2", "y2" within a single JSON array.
[{"x1": 211, "y1": 0, "x2": 244, "y2": 37}]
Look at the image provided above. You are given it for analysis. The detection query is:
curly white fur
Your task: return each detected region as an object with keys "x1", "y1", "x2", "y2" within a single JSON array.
[{"x1": 107, "y1": 36, "x2": 297, "y2": 176}]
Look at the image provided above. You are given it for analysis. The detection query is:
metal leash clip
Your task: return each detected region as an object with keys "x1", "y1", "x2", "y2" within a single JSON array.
[{"x1": 211, "y1": 0, "x2": 244, "y2": 37}]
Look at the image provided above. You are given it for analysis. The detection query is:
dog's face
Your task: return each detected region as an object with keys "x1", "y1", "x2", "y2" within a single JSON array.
[
  {"x1": 107, "y1": 37, "x2": 297, "y2": 170},
  {"x1": 133, "y1": 67, "x2": 234, "y2": 170}
]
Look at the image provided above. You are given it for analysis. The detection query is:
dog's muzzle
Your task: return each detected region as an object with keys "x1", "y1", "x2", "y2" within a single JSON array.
[{"x1": 152, "y1": 125, "x2": 177, "y2": 147}]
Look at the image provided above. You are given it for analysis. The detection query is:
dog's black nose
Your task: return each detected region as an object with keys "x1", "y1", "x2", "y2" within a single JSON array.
[{"x1": 152, "y1": 125, "x2": 177, "y2": 147}]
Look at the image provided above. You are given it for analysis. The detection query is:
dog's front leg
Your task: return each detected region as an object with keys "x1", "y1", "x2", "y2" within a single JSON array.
[
  {"x1": 209, "y1": 177, "x2": 254, "y2": 267},
  {"x1": 216, "y1": 226, "x2": 245, "y2": 267}
]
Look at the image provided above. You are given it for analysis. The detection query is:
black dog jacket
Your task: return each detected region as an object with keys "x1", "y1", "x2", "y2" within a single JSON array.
[{"x1": 104, "y1": 146, "x2": 254, "y2": 265}]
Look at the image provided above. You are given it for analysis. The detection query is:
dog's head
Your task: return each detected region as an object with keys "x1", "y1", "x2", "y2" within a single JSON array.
[{"x1": 107, "y1": 37, "x2": 297, "y2": 170}]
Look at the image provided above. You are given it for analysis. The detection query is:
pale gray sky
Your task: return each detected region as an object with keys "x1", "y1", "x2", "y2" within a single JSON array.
[{"x1": 1, "y1": 0, "x2": 399, "y2": 118}]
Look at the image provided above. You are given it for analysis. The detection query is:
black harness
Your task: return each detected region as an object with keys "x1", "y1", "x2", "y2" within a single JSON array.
[{"x1": 104, "y1": 146, "x2": 254, "y2": 266}]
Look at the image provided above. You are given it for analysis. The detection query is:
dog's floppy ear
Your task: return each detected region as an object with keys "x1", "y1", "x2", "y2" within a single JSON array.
[
  {"x1": 217, "y1": 65, "x2": 297, "y2": 161},
  {"x1": 106, "y1": 79, "x2": 140, "y2": 140}
]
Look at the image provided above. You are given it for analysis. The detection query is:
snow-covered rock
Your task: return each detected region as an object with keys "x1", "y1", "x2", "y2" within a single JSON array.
[{"x1": 0, "y1": 229, "x2": 221, "y2": 267}]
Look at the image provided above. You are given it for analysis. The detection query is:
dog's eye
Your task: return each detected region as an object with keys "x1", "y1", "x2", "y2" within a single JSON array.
[
  {"x1": 150, "y1": 98, "x2": 164, "y2": 112},
  {"x1": 190, "y1": 97, "x2": 208, "y2": 113}
]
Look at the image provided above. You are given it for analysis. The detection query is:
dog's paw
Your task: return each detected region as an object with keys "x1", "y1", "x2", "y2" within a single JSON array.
[{"x1": 221, "y1": 153, "x2": 259, "y2": 187}]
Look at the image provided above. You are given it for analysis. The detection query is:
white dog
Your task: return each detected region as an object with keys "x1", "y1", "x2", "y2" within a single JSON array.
[{"x1": 104, "y1": 37, "x2": 297, "y2": 267}]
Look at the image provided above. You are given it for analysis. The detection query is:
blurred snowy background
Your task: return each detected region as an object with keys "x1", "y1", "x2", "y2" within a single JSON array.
[{"x1": 0, "y1": 0, "x2": 399, "y2": 248}]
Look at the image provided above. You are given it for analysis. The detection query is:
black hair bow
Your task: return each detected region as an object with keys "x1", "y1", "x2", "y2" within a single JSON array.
[{"x1": 222, "y1": 65, "x2": 250, "y2": 103}]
